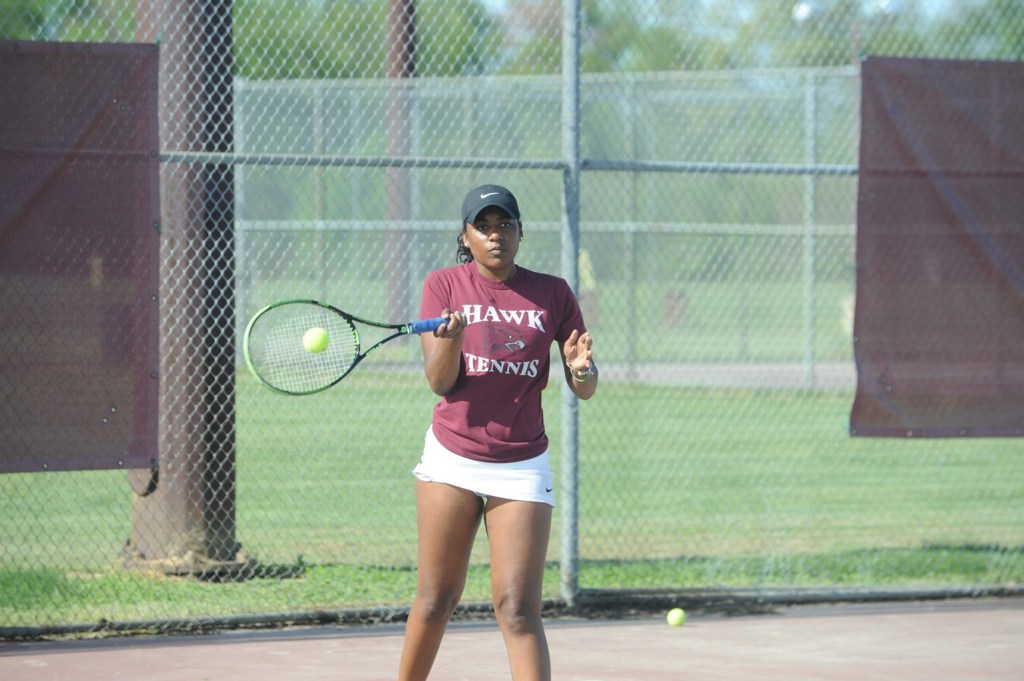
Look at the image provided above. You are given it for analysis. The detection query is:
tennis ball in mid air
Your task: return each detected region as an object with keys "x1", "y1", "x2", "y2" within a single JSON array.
[
  {"x1": 303, "y1": 326, "x2": 329, "y2": 353},
  {"x1": 666, "y1": 607, "x2": 686, "y2": 627}
]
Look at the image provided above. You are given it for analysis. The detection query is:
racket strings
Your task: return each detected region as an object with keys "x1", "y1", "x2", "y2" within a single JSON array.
[{"x1": 248, "y1": 306, "x2": 360, "y2": 394}]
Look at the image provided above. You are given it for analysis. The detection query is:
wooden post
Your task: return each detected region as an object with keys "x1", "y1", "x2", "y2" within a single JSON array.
[{"x1": 125, "y1": 0, "x2": 248, "y2": 578}]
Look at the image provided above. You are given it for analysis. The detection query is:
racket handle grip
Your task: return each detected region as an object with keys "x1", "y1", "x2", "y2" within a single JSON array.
[{"x1": 407, "y1": 317, "x2": 449, "y2": 335}]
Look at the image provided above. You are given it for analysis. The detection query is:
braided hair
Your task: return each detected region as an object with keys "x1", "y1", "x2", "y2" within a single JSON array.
[{"x1": 456, "y1": 226, "x2": 472, "y2": 264}]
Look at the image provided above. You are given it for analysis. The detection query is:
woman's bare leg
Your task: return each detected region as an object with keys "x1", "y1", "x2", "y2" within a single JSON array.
[
  {"x1": 485, "y1": 498, "x2": 552, "y2": 681},
  {"x1": 398, "y1": 481, "x2": 483, "y2": 681}
]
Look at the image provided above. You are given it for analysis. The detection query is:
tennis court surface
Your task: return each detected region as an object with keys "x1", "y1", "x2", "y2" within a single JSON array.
[{"x1": 2, "y1": 598, "x2": 1022, "y2": 680}]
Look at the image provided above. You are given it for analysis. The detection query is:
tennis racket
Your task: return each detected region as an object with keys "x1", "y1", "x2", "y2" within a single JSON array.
[{"x1": 243, "y1": 299, "x2": 447, "y2": 395}]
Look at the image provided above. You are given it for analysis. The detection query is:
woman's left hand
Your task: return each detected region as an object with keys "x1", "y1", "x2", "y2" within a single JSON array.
[{"x1": 563, "y1": 330, "x2": 593, "y2": 373}]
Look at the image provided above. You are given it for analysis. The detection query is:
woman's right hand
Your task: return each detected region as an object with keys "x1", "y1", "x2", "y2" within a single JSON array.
[
  {"x1": 433, "y1": 308, "x2": 466, "y2": 339},
  {"x1": 421, "y1": 308, "x2": 466, "y2": 395}
]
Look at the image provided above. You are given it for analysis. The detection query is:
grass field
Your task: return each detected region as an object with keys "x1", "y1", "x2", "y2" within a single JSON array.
[{"x1": 3, "y1": 375, "x2": 1023, "y2": 630}]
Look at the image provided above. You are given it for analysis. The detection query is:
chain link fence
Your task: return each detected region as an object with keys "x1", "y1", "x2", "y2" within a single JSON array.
[{"x1": 2, "y1": 0, "x2": 1023, "y2": 635}]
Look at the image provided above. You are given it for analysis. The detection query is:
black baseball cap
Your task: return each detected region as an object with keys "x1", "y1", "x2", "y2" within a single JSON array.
[{"x1": 461, "y1": 184, "x2": 521, "y2": 225}]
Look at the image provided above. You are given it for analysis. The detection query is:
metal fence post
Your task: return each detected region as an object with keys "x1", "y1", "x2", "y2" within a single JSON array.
[
  {"x1": 560, "y1": 0, "x2": 581, "y2": 607},
  {"x1": 803, "y1": 74, "x2": 818, "y2": 388}
]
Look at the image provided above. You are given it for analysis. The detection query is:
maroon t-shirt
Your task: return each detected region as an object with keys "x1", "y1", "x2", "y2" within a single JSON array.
[{"x1": 419, "y1": 262, "x2": 587, "y2": 462}]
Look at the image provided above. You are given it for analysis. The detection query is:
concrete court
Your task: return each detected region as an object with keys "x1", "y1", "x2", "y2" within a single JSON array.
[{"x1": 2, "y1": 598, "x2": 1022, "y2": 680}]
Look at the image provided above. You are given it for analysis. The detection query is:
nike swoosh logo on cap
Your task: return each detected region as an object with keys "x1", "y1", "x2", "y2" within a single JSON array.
[{"x1": 480, "y1": 192, "x2": 500, "y2": 199}]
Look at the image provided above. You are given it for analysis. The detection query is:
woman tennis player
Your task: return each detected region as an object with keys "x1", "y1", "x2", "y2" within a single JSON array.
[{"x1": 399, "y1": 184, "x2": 598, "y2": 680}]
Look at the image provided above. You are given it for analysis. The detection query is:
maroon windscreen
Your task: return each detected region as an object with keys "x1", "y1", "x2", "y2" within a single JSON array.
[
  {"x1": 0, "y1": 41, "x2": 160, "y2": 471},
  {"x1": 850, "y1": 56, "x2": 1024, "y2": 438}
]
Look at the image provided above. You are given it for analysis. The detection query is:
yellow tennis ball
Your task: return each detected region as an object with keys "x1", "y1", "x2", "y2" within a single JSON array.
[
  {"x1": 666, "y1": 607, "x2": 686, "y2": 627},
  {"x1": 302, "y1": 326, "x2": 329, "y2": 353}
]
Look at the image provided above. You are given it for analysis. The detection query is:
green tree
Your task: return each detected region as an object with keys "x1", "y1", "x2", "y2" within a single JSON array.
[
  {"x1": 0, "y1": 0, "x2": 126, "y2": 41},
  {"x1": 495, "y1": 0, "x2": 733, "y2": 75},
  {"x1": 417, "y1": 0, "x2": 499, "y2": 76},
  {"x1": 234, "y1": 0, "x2": 497, "y2": 80},
  {"x1": 933, "y1": 0, "x2": 1024, "y2": 61},
  {"x1": 719, "y1": 0, "x2": 931, "y2": 68}
]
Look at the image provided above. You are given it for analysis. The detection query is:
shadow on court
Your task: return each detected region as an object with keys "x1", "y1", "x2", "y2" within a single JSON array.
[{"x1": 2, "y1": 598, "x2": 1022, "y2": 680}]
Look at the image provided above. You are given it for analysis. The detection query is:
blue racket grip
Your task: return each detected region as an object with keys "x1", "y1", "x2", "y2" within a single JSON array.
[{"x1": 407, "y1": 317, "x2": 449, "y2": 334}]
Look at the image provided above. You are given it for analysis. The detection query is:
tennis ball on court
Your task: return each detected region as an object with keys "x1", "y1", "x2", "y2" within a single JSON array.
[
  {"x1": 666, "y1": 607, "x2": 686, "y2": 627},
  {"x1": 303, "y1": 326, "x2": 329, "y2": 353}
]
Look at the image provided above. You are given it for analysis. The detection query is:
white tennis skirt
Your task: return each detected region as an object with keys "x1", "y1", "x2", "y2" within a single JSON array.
[{"x1": 413, "y1": 427, "x2": 555, "y2": 506}]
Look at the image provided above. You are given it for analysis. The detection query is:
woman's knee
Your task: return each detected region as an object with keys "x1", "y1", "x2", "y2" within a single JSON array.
[
  {"x1": 413, "y1": 585, "x2": 463, "y2": 623},
  {"x1": 493, "y1": 592, "x2": 542, "y2": 635}
]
